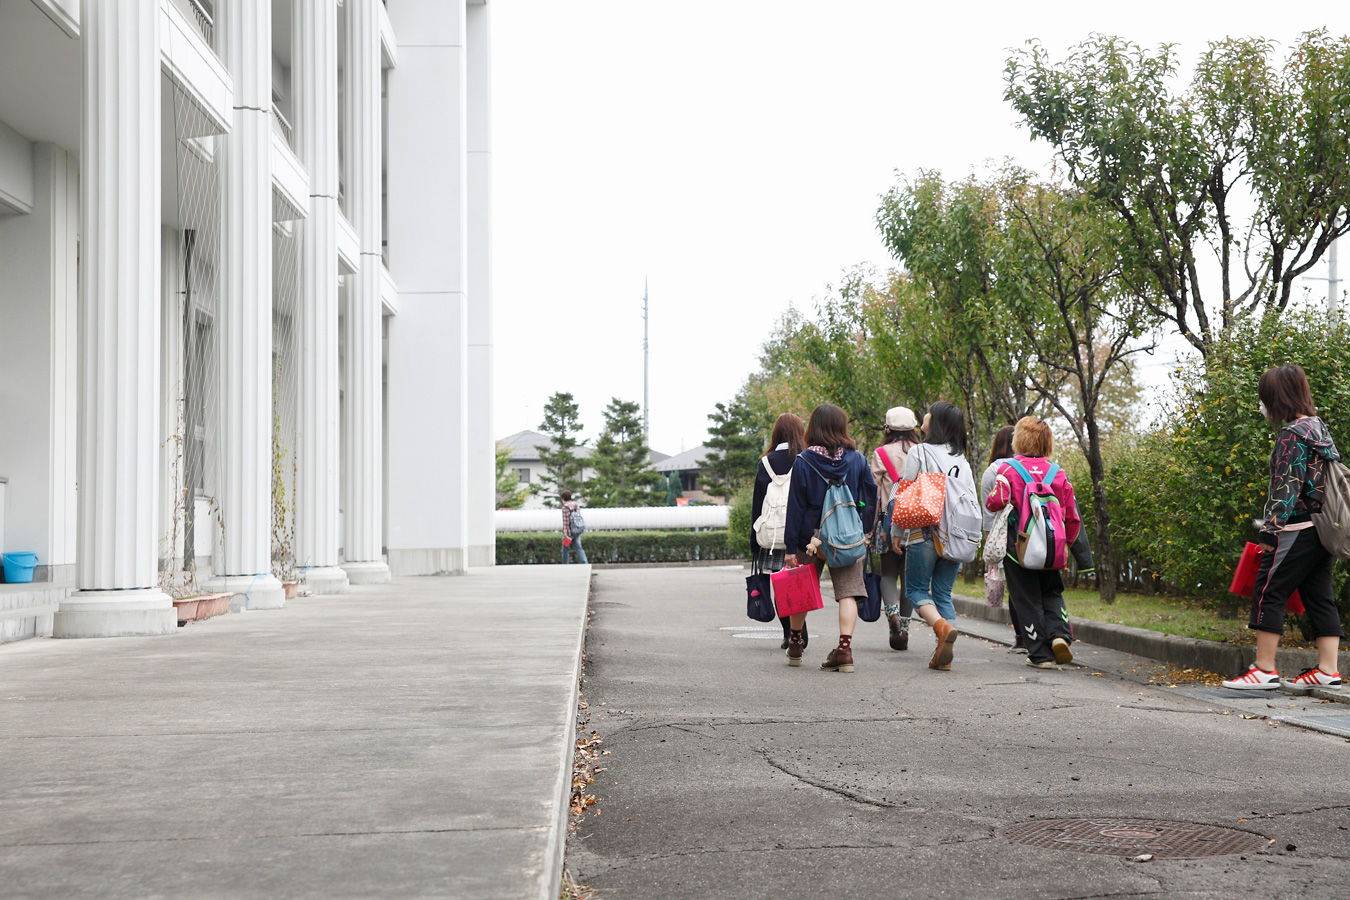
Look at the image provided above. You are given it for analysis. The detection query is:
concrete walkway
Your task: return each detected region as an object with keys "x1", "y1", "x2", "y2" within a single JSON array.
[{"x1": 0, "y1": 566, "x2": 590, "y2": 900}]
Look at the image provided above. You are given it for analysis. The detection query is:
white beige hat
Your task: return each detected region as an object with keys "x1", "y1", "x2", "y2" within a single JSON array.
[{"x1": 885, "y1": 406, "x2": 918, "y2": 430}]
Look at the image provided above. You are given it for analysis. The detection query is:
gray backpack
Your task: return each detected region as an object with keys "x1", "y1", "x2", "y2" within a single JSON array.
[{"x1": 1313, "y1": 459, "x2": 1350, "y2": 559}]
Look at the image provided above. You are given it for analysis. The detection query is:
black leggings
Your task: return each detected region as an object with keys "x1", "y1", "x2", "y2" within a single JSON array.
[{"x1": 1249, "y1": 527, "x2": 1343, "y2": 638}]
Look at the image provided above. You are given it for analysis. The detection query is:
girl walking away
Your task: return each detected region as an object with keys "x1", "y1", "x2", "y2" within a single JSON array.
[
  {"x1": 560, "y1": 491, "x2": 588, "y2": 564},
  {"x1": 751, "y1": 413, "x2": 807, "y2": 650},
  {"x1": 871, "y1": 407, "x2": 920, "y2": 650},
  {"x1": 985, "y1": 417, "x2": 1082, "y2": 668},
  {"x1": 1223, "y1": 365, "x2": 1344, "y2": 693},
  {"x1": 897, "y1": 401, "x2": 977, "y2": 671},
  {"x1": 784, "y1": 404, "x2": 877, "y2": 673},
  {"x1": 980, "y1": 425, "x2": 1027, "y2": 653}
]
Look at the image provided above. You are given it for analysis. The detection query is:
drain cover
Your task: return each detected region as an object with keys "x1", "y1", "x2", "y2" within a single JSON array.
[{"x1": 1003, "y1": 818, "x2": 1266, "y2": 858}]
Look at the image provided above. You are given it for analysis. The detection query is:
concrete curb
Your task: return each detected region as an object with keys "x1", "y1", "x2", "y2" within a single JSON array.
[
  {"x1": 541, "y1": 565, "x2": 592, "y2": 900},
  {"x1": 951, "y1": 592, "x2": 1321, "y2": 677}
]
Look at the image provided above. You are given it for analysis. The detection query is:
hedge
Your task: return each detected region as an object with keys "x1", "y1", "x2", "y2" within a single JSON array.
[{"x1": 496, "y1": 530, "x2": 741, "y2": 565}]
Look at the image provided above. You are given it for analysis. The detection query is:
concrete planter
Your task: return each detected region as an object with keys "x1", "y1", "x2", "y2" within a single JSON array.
[
  {"x1": 172, "y1": 592, "x2": 231, "y2": 625},
  {"x1": 283, "y1": 581, "x2": 299, "y2": 600}
]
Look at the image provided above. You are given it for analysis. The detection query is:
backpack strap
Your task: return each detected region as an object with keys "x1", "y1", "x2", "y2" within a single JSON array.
[
  {"x1": 1004, "y1": 457, "x2": 1034, "y2": 485},
  {"x1": 1042, "y1": 462, "x2": 1061, "y2": 487},
  {"x1": 875, "y1": 446, "x2": 901, "y2": 484},
  {"x1": 799, "y1": 453, "x2": 841, "y2": 486}
]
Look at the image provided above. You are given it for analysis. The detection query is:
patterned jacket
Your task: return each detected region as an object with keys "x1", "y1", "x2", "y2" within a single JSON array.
[
  {"x1": 561, "y1": 500, "x2": 581, "y2": 540},
  {"x1": 1262, "y1": 416, "x2": 1342, "y2": 538}
]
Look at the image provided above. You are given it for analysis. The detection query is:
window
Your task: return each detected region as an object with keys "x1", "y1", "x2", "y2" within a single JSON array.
[
  {"x1": 680, "y1": 471, "x2": 698, "y2": 492},
  {"x1": 515, "y1": 468, "x2": 531, "y2": 484}
]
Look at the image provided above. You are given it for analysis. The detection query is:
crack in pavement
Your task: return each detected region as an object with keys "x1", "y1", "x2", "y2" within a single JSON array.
[
  {"x1": 759, "y1": 751, "x2": 901, "y2": 808},
  {"x1": 611, "y1": 714, "x2": 920, "y2": 736}
]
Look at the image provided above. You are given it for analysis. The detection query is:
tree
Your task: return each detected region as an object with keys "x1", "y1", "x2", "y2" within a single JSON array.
[
  {"x1": 495, "y1": 441, "x2": 529, "y2": 509},
  {"x1": 535, "y1": 392, "x2": 586, "y2": 507},
  {"x1": 661, "y1": 472, "x2": 683, "y2": 506},
  {"x1": 701, "y1": 399, "x2": 762, "y2": 501},
  {"x1": 586, "y1": 398, "x2": 661, "y2": 507},
  {"x1": 1005, "y1": 32, "x2": 1350, "y2": 356}
]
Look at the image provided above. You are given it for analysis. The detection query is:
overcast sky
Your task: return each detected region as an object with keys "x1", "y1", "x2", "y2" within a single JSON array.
[{"x1": 490, "y1": 1, "x2": 1350, "y2": 456}]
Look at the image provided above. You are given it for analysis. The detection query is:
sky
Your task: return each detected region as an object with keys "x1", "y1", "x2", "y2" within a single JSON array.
[{"x1": 490, "y1": 1, "x2": 1350, "y2": 456}]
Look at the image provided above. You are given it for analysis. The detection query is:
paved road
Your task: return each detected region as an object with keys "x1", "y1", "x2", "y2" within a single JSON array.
[
  {"x1": 570, "y1": 567, "x2": 1350, "y2": 900},
  {"x1": 0, "y1": 568, "x2": 589, "y2": 900}
]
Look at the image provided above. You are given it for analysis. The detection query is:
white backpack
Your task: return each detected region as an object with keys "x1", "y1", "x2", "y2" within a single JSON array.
[
  {"x1": 920, "y1": 445, "x2": 981, "y2": 564},
  {"x1": 752, "y1": 457, "x2": 792, "y2": 550}
]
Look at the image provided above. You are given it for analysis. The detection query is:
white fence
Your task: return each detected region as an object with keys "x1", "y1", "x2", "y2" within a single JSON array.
[{"x1": 495, "y1": 505, "x2": 730, "y2": 533}]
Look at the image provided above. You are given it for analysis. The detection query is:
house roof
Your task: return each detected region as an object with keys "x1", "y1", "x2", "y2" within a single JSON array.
[
  {"x1": 653, "y1": 444, "x2": 709, "y2": 473},
  {"x1": 498, "y1": 430, "x2": 592, "y2": 462}
]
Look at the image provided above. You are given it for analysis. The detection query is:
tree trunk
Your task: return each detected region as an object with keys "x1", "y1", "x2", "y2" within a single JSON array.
[{"x1": 1085, "y1": 417, "x2": 1117, "y2": 603}]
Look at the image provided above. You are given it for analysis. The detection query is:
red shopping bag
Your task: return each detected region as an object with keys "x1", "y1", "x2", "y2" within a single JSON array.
[
  {"x1": 771, "y1": 564, "x2": 824, "y2": 617},
  {"x1": 1230, "y1": 542, "x2": 1303, "y2": 614}
]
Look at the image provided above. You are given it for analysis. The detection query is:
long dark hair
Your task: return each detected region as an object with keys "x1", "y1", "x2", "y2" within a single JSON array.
[
  {"x1": 988, "y1": 425, "x2": 1015, "y2": 464},
  {"x1": 766, "y1": 413, "x2": 806, "y2": 462},
  {"x1": 923, "y1": 401, "x2": 967, "y2": 456},
  {"x1": 1259, "y1": 364, "x2": 1317, "y2": 424},
  {"x1": 885, "y1": 427, "x2": 919, "y2": 445},
  {"x1": 804, "y1": 403, "x2": 856, "y2": 453}
]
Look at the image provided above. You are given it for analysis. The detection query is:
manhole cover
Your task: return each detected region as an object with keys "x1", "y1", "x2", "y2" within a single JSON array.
[
  {"x1": 732, "y1": 632, "x2": 782, "y2": 640},
  {"x1": 1002, "y1": 818, "x2": 1266, "y2": 858}
]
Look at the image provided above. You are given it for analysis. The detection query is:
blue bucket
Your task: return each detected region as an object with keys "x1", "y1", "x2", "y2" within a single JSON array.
[{"x1": 2, "y1": 552, "x2": 39, "y2": 584}]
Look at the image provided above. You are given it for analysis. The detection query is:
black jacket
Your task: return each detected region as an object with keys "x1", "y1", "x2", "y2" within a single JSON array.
[
  {"x1": 749, "y1": 446, "x2": 795, "y2": 553},
  {"x1": 784, "y1": 448, "x2": 877, "y2": 557}
]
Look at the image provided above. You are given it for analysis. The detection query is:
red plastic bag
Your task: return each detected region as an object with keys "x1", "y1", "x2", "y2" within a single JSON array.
[
  {"x1": 1230, "y1": 542, "x2": 1303, "y2": 614},
  {"x1": 771, "y1": 564, "x2": 824, "y2": 617}
]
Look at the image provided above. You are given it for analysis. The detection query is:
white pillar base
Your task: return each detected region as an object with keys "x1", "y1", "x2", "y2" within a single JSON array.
[
  {"x1": 467, "y1": 545, "x2": 495, "y2": 567},
  {"x1": 53, "y1": 589, "x2": 178, "y2": 638},
  {"x1": 303, "y1": 566, "x2": 350, "y2": 595},
  {"x1": 203, "y1": 574, "x2": 286, "y2": 612},
  {"x1": 343, "y1": 560, "x2": 391, "y2": 585},
  {"x1": 388, "y1": 548, "x2": 467, "y2": 577}
]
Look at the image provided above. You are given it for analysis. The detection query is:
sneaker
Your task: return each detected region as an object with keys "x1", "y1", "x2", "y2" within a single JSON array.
[
  {"x1": 1221, "y1": 665, "x2": 1280, "y2": 690},
  {"x1": 1009, "y1": 646, "x2": 1030, "y2": 655},
  {"x1": 821, "y1": 645, "x2": 855, "y2": 673},
  {"x1": 1027, "y1": 658, "x2": 1055, "y2": 669},
  {"x1": 1051, "y1": 637, "x2": 1073, "y2": 665},
  {"x1": 889, "y1": 614, "x2": 909, "y2": 651},
  {"x1": 787, "y1": 630, "x2": 805, "y2": 667},
  {"x1": 1280, "y1": 667, "x2": 1343, "y2": 694},
  {"x1": 929, "y1": 619, "x2": 958, "y2": 670}
]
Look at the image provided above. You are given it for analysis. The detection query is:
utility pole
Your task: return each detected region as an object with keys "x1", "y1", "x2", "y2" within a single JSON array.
[
  {"x1": 642, "y1": 278, "x2": 650, "y2": 442},
  {"x1": 1330, "y1": 237, "x2": 1341, "y2": 323}
]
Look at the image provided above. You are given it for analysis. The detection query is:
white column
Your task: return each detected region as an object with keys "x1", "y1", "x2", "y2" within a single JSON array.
[
  {"x1": 205, "y1": 0, "x2": 285, "y2": 609},
  {"x1": 385, "y1": 1, "x2": 469, "y2": 576},
  {"x1": 55, "y1": 0, "x2": 176, "y2": 637},
  {"x1": 341, "y1": 0, "x2": 390, "y2": 585},
  {"x1": 294, "y1": 0, "x2": 348, "y2": 593},
  {"x1": 466, "y1": 1, "x2": 495, "y2": 567}
]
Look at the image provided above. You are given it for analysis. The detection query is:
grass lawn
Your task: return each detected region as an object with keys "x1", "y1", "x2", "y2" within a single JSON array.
[{"x1": 954, "y1": 576, "x2": 1312, "y2": 647}]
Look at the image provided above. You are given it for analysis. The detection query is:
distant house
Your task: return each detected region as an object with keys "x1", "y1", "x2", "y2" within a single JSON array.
[
  {"x1": 498, "y1": 430, "x2": 671, "y2": 510},
  {"x1": 653, "y1": 445, "x2": 722, "y2": 505}
]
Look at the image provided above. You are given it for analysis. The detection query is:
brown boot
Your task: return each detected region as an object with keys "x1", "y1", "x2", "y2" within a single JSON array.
[
  {"x1": 821, "y1": 635, "x2": 855, "y2": 673},
  {"x1": 929, "y1": 618, "x2": 958, "y2": 670},
  {"x1": 787, "y1": 630, "x2": 805, "y2": 667},
  {"x1": 888, "y1": 614, "x2": 909, "y2": 651}
]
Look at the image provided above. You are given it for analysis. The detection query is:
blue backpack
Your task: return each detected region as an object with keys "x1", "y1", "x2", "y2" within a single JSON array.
[{"x1": 801, "y1": 456, "x2": 868, "y2": 568}]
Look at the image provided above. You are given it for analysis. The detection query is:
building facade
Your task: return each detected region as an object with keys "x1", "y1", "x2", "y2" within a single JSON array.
[{"x1": 0, "y1": 0, "x2": 494, "y2": 640}]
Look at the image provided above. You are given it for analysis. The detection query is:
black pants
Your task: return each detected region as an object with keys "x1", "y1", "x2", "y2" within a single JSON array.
[
  {"x1": 1004, "y1": 561, "x2": 1071, "y2": 663},
  {"x1": 1249, "y1": 527, "x2": 1343, "y2": 638}
]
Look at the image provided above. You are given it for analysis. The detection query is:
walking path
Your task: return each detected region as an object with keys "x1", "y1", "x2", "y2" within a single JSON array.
[
  {"x1": 572, "y1": 567, "x2": 1350, "y2": 899},
  {"x1": 0, "y1": 567, "x2": 590, "y2": 900}
]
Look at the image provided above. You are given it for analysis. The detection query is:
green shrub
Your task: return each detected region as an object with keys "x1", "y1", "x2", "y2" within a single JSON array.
[
  {"x1": 496, "y1": 530, "x2": 741, "y2": 565},
  {"x1": 726, "y1": 481, "x2": 754, "y2": 559}
]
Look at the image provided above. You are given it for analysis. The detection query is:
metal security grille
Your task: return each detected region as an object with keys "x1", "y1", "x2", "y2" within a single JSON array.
[
  {"x1": 161, "y1": 83, "x2": 225, "y2": 598},
  {"x1": 1002, "y1": 818, "x2": 1268, "y2": 859}
]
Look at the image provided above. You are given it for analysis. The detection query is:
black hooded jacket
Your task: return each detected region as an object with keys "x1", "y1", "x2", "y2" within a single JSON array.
[{"x1": 783, "y1": 448, "x2": 877, "y2": 557}]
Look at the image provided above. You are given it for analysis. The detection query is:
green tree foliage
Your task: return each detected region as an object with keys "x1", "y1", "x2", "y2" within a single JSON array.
[
  {"x1": 586, "y1": 398, "x2": 661, "y2": 507},
  {"x1": 494, "y1": 441, "x2": 529, "y2": 509},
  {"x1": 1005, "y1": 32, "x2": 1350, "y2": 355},
  {"x1": 726, "y1": 480, "x2": 754, "y2": 560},
  {"x1": 535, "y1": 392, "x2": 586, "y2": 508},
  {"x1": 701, "y1": 399, "x2": 763, "y2": 501},
  {"x1": 661, "y1": 472, "x2": 683, "y2": 506},
  {"x1": 1109, "y1": 314, "x2": 1350, "y2": 619}
]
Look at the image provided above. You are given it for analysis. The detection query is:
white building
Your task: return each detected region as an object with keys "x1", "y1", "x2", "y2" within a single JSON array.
[{"x1": 0, "y1": 0, "x2": 495, "y2": 640}]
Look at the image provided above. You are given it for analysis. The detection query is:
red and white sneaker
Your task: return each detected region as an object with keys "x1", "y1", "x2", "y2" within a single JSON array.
[
  {"x1": 1280, "y1": 667, "x2": 1343, "y2": 694},
  {"x1": 1222, "y1": 665, "x2": 1281, "y2": 690}
]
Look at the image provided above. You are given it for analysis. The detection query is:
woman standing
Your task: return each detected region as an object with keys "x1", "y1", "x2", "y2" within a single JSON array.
[
  {"x1": 750, "y1": 413, "x2": 807, "y2": 649},
  {"x1": 1223, "y1": 365, "x2": 1344, "y2": 692},
  {"x1": 783, "y1": 404, "x2": 877, "y2": 673},
  {"x1": 560, "y1": 490, "x2": 588, "y2": 564},
  {"x1": 870, "y1": 407, "x2": 919, "y2": 650},
  {"x1": 985, "y1": 417, "x2": 1082, "y2": 668},
  {"x1": 980, "y1": 425, "x2": 1026, "y2": 652},
  {"x1": 896, "y1": 401, "x2": 976, "y2": 671}
]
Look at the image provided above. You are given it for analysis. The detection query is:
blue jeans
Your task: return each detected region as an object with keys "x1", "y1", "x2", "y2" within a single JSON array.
[
  {"x1": 562, "y1": 535, "x2": 588, "y2": 564},
  {"x1": 904, "y1": 537, "x2": 959, "y2": 624}
]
